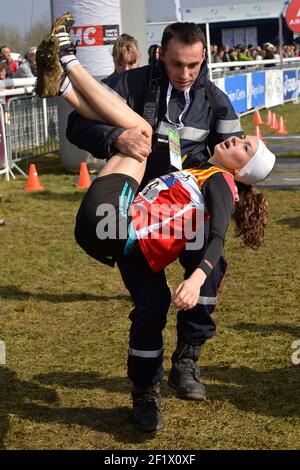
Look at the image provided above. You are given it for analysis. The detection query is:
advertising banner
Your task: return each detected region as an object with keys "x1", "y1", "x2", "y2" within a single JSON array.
[
  {"x1": 283, "y1": 69, "x2": 298, "y2": 101},
  {"x1": 214, "y1": 77, "x2": 225, "y2": 93},
  {"x1": 182, "y1": 1, "x2": 284, "y2": 23},
  {"x1": 297, "y1": 69, "x2": 300, "y2": 97},
  {"x1": 285, "y1": 0, "x2": 300, "y2": 34},
  {"x1": 250, "y1": 71, "x2": 265, "y2": 109},
  {"x1": 265, "y1": 69, "x2": 283, "y2": 108},
  {"x1": 52, "y1": 0, "x2": 121, "y2": 77},
  {"x1": 224, "y1": 75, "x2": 247, "y2": 113}
]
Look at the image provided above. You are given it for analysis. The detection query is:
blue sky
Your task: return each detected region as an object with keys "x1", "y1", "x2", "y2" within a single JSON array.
[{"x1": 0, "y1": 0, "x2": 51, "y2": 33}]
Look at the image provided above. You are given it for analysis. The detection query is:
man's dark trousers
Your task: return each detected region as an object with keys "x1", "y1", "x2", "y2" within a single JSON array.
[{"x1": 116, "y1": 227, "x2": 227, "y2": 388}]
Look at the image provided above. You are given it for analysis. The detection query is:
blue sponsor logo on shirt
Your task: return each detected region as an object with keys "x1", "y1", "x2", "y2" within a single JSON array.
[{"x1": 159, "y1": 173, "x2": 178, "y2": 188}]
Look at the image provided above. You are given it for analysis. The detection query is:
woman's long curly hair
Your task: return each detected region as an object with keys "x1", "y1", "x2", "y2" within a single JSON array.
[{"x1": 232, "y1": 182, "x2": 268, "y2": 249}]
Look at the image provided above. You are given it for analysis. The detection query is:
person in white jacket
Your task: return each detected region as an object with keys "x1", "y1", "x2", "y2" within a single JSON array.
[{"x1": 15, "y1": 47, "x2": 37, "y2": 78}]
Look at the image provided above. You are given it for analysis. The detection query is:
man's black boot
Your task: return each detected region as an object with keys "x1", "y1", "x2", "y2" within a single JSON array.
[
  {"x1": 131, "y1": 383, "x2": 163, "y2": 432},
  {"x1": 168, "y1": 343, "x2": 206, "y2": 400}
]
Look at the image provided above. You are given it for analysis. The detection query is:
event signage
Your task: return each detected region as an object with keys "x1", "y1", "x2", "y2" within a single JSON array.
[
  {"x1": 224, "y1": 75, "x2": 247, "y2": 113},
  {"x1": 52, "y1": 0, "x2": 121, "y2": 77},
  {"x1": 71, "y1": 25, "x2": 119, "y2": 47},
  {"x1": 285, "y1": 0, "x2": 300, "y2": 33},
  {"x1": 297, "y1": 68, "x2": 300, "y2": 97},
  {"x1": 265, "y1": 69, "x2": 284, "y2": 108},
  {"x1": 250, "y1": 71, "x2": 265, "y2": 108},
  {"x1": 214, "y1": 77, "x2": 225, "y2": 93},
  {"x1": 212, "y1": 68, "x2": 300, "y2": 113},
  {"x1": 181, "y1": 0, "x2": 284, "y2": 23},
  {"x1": 283, "y1": 69, "x2": 298, "y2": 101}
]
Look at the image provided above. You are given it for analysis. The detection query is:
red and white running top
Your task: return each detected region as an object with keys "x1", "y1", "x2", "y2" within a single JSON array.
[{"x1": 130, "y1": 163, "x2": 236, "y2": 273}]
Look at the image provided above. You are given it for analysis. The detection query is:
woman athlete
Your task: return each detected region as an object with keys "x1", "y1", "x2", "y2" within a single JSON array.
[{"x1": 36, "y1": 19, "x2": 275, "y2": 311}]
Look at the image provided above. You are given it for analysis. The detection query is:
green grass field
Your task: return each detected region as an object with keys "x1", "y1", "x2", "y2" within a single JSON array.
[
  {"x1": 0, "y1": 105, "x2": 299, "y2": 450},
  {"x1": 241, "y1": 101, "x2": 300, "y2": 157}
]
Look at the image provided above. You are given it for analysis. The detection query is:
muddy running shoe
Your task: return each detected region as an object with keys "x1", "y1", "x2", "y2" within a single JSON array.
[
  {"x1": 35, "y1": 11, "x2": 75, "y2": 98},
  {"x1": 52, "y1": 11, "x2": 75, "y2": 36}
]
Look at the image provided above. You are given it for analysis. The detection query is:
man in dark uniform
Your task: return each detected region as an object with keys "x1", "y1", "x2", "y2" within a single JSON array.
[{"x1": 67, "y1": 22, "x2": 243, "y2": 432}]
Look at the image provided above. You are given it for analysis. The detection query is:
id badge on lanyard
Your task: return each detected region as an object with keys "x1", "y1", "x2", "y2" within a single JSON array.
[
  {"x1": 168, "y1": 128, "x2": 181, "y2": 170},
  {"x1": 165, "y1": 82, "x2": 191, "y2": 171}
]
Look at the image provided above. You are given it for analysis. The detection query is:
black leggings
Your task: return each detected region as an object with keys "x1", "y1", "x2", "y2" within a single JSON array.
[{"x1": 74, "y1": 173, "x2": 139, "y2": 265}]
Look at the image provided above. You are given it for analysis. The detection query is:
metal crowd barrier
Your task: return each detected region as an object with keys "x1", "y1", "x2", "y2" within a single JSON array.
[
  {"x1": 0, "y1": 94, "x2": 59, "y2": 180},
  {"x1": 209, "y1": 56, "x2": 300, "y2": 80}
]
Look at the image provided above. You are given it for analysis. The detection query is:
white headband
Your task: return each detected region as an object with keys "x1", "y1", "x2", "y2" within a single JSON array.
[{"x1": 235, "y1": 138, "x2": 276, "y2": 185}]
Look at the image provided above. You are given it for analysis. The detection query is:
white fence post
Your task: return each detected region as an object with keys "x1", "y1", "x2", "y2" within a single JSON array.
[
  {"x1": 0, "y1": 104, "x2": 10, "y2": 181},
  {"x1": 42, "y1": 98, "x2": 49, "y2": 142}
]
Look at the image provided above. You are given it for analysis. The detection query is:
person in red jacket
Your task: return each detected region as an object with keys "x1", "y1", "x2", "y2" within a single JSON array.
[
  {"x1": 0, "y1": 46, "x2": 18, "y2": 77},
  {"x1": 37, "y1": 16, "x2": 275, "y2": 432}
]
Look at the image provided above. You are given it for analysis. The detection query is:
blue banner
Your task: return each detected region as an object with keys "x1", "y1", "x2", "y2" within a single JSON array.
[
  {"x1": 283, "y1": 69, "x2": 298, "y2": 101},
  {"x1": 224, "y1": 75, "x2": 247, "y2": 113},
  {"x1": 251, "y1": 72, "x2": 265, "y2": 108}
]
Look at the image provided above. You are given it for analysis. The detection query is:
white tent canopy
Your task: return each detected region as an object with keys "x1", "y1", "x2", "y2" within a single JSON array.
[
  {"x1": 146, "y1": 0, "x2": 288, "y2": 81},
  {"x1": 181, "y1": 0, "x2": 286, "y2": 23},
  {"x1": 146, "y1": 0, "x2": 287, "y2": 23}
]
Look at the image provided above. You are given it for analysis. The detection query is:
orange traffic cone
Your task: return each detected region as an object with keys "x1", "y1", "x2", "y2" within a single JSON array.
[
  {"x1": 255, "y1": 126, "x2": 265, "y2": 143},
  {"x1": 266, "y1": 109, "x2": 272, "y2": 127},
  {"x1": 76, "y1": 162, "x2": 91, "y2": 189},
  {"x1": 254, "y1": 109, "x2": 263, "y2": 125},
  {"x1": 271, "y1": 112, "x2": 279, "y2": 131},
  {"x1": 24, "y1": 164, "x2": 45, "y2": 191},
  {"x1": 277, "y1": 116, "x2": 288, "y2": 135}
]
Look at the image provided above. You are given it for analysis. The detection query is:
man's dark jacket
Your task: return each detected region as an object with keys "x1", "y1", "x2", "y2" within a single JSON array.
[{"x1": 66, "y1": 61, "x2": 242, "y2": 188}]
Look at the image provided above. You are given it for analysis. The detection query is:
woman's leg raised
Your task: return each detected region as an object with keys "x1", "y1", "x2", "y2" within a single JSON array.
[
  {"x1": 65, "y1": 62, "x2": 152, "y2": 142},
  {"x1": 55, "y1": 22, "x2": 152, "y2": 184},
  {"x1": 62, "y1": 84, "x2": 148, "y2": 185}
]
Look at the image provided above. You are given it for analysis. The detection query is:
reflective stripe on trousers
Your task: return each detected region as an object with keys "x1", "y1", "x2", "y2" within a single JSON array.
[
  {"x1": 128, "y1": 347, "x2": 164, "y2": 358},
  {"x1": 198, "y1": 296, "x2": 217, "y2": 306}
]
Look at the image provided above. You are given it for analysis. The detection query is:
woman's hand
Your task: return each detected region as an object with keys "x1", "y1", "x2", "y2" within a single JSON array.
[{"x1": 172, "y1": 268, "x2": 207, "y2": 310}]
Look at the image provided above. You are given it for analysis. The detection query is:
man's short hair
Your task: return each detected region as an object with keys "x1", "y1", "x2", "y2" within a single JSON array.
[
  {"x1": 112, "y1": 34, "x2": 139, "y2": 64},
  {"x1": 161, "y1": 22, "x2": 206, "y2": 51}
]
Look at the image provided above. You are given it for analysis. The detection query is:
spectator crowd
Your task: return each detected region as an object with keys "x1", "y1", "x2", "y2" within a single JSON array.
[
  {"x1": 209, "y1": 42, "x2": 300, "y2": 64},
  {"x1": 0, "y1": 44, "x2": 37, "y2": 80}
]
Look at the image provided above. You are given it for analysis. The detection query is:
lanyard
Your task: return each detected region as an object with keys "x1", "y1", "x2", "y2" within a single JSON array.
[{"x1": 165, "y1": 82, "x2": 191, "y2": 130}]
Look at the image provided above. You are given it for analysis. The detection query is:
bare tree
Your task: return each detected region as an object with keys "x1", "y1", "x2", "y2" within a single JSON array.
[
  {"x1": 0, "y1": 17, "x2": 50, "y2": 56},
  {"x1": 0, "y1": 25, "x2": 23, "y2": 54},
  {"x1": 23, "y1": 17, "x2": 51, "y2": 54}
]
